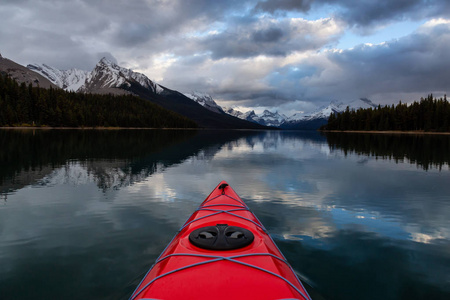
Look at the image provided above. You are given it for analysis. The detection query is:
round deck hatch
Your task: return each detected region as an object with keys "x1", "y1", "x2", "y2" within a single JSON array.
[{"x1": 189, "y1": 224, "x2": 254, "y2": 250}]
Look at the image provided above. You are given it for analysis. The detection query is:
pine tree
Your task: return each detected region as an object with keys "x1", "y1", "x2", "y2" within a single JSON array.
[{"x1": 324, "y1": 94, "x2": 449, "y2": 132}]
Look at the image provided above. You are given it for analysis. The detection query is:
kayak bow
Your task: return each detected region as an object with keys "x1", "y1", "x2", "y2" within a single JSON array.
[{"x1": 129, "y1": 181, "x2": 311, "y2": 300}]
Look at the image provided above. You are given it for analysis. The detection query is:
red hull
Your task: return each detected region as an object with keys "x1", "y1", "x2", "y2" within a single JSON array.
[{"x1": 130, "y1": 181, "x2": 311, "y2": 300}]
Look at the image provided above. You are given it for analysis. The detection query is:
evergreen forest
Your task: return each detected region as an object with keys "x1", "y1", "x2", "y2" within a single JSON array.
[
  {"x1": 322, "y1": 94, "x2": 450, "y2": 132},
  {"x1": 0, "y1": 74, "x2": 197, "y2": 128}
]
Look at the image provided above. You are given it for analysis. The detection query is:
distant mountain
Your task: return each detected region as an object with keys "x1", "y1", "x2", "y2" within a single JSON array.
[
  {"x1": 0, "y1": 53, "x2": 57, "y2": 89},
  {"x1": 183, "y1": 92, "x2": 287, "y2": 127},
  {"x1": 138, "y1": 85, "x2": 267, "y2": 129},
  {"x1": 281, "y1": 98, "x2": 378, "y2": 130},
  {"x1": 224, "y1": 107, "x2": 245, "y2": 119},
  {"x1": 242, "y1": 111, "x2": 259, "y2": 123},
  {"x1": 27, "y1": 63, "x2": 88, "y2": 91},
  {"x1": 257, "y1": 110, "x2": 287, "y2": 127},
  {"x1": 224, "y1": 108, "x2": 286, "y2": 127},
  {"x1": 224, "y1": 98, "x2": 378, "y2": 130},
  {"x1": 184, "y1": 92, "x2": 225, "y2": 114}
]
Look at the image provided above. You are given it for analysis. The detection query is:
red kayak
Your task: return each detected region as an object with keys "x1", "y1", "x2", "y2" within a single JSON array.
[{"x1": 129, "y1": 181, "x2": 311, "y2": 300}]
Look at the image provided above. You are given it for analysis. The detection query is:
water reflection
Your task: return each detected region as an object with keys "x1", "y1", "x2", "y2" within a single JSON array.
[
  {"x1": 0, "y1": 129, "x2": 263, "y2": 194},
  {"x1": 1, "y1": 130, "x2": 449, "y2": 300},
  {"x1": 324, "y1": 132, "x2": 450, "y2": 170}
]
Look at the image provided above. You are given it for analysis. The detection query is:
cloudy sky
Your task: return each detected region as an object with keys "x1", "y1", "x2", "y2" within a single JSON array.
[{"x1": 1, "y1": 0, "x2": 450, "y2": 115}]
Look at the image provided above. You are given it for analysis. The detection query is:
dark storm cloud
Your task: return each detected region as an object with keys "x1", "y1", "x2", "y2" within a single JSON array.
[
  {"x1": 255, "y1": 0, "x2": 450, "y2": 28},
  {"x1": 114, "y1": 23, "x2": 154, "y2": 46},
  {"x1": 108, "y1": 0, "x2": 252, "y2": 47},
  {"x1": 198, "y1": 17, "x2": 341, "y2": 60},
  {"x1": 0, "y1": 0, "x2": 252, "y2": 68},
  {"x1": 333, "y1": 0, "x2": 432, "y2": 28},
  {"x1": 220, "y1": 90, "x2": 293, "y2": 107},
  {"x1": 252, "y1": 27, "x2": 285, "y2": 43},
  {"x1": 254, "y1": 0, "x2": 314, "y2": 14}
]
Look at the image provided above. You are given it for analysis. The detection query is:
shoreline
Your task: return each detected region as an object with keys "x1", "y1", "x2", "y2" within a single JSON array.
[
  {"x1": 2, "y1": 127, "x2": 450, "y2": 134},
  {"x1": 319, "y1": 130, "x2": 450, "y2": 135},
  {"x1": 0, "y1": 126, "x2": 200, "y2": 130},
  {"x1": 0, "y1": 127, "x2": 268, "y2": 131}
]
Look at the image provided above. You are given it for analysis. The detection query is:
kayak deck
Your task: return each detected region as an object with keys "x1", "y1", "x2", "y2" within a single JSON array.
[{"x1": 129, "y1": 181, "x2": 311, "y2": 300}]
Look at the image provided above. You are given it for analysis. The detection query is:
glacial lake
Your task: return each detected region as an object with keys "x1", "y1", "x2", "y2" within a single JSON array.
[{"x1": 1, "y1": 129, "x2": 449, "y2": 300}]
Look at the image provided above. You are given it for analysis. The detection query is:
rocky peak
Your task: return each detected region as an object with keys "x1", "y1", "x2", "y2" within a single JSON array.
[
  {"x1": 244, "y1": 110, "x2": 257, "y2": 118},
  {"x1": 81, "y1": 57, "x2": 164, "y2": 95},
  {"x1": 184, "y1": 92, "x2": 225, "y2": 114},
  {"x1": 99, "y1": 57, "x2": 114, "y2": 66}
]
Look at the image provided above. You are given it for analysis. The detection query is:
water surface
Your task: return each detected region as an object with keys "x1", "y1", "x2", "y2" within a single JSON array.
[{"x1": 1, "y1": 129, "x2": 449, "y2": 300}]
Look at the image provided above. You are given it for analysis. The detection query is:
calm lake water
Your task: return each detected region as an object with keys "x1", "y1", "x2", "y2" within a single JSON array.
[{"x1": 1, "y1": 129, "x2": 449, "y2": 300}]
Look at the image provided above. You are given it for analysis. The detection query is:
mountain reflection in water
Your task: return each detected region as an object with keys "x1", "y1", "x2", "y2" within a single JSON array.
[{"x1": 0, "y1": 129, "x2": 265, "y2": 193}]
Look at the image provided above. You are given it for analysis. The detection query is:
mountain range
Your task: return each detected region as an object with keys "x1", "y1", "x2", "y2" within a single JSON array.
[
  {"x1": 181, "y1": 89, "x2": 378, "y2": 129},
  {"x1": 1, "y1": 52, "x2": 378, "y2": 129},
  {"x1": 1, "y1": 55, "x2": 265, "y2": 129},
  {"x1": 223, "y1": 98, "x2": 377, "y2": 129},
  {"x1": 225, "y1": 108, "x2": 287, "y2": 127}
]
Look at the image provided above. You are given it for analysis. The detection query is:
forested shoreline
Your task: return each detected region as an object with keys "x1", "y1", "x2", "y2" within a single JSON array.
[
  {"x1": 0, "y1": 74, "x2": 197, "y2": 128},
  {"x1": 321, "y1": 94, "x2": 450, "y2": 132}
]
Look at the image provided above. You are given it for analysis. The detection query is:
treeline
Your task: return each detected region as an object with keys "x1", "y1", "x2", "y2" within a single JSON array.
[
  {"x1": 0, "y1": 74, "x2": 197, "y2": 128},
  {"x1": 322, "y1": 94, "x2": 450, "y2": 132}
]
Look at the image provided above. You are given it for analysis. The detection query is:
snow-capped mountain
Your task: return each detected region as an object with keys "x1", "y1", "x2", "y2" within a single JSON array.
[
  {"x1": 224, "y1": 108, "x2": 287, "y2": 127},
  {"x1": 281, "y1": 98, "x2": 378, "y2": 129},
  {"x1": 346, "y1": 98, "x2": 378, "y2": 111},
  {"x1": 243, "y1": 110, "x2": 259, "y2": 123},
  {"x1": 27, "y1": 57, "x2": 165, "y2": 95},
  {"x1": 238, "y1": 110, "x2": 260, "y2": 124},
  {"x1": 27, "y1": 63, "x2": 88, "y2": 91},
  {"x1": 224, "y1": 98, "x2": 378, "y2": 129},
  {"x1": 225, "y1": 107, "x2": 245, "y2": 119},
  {"x1": 257, "y1": 110, "x2": 287, "y2": 127},
  {"x1": 287, "y1": 98, "x2": 377, "y2": 122},
  {"x1": 286, "y1": 102, "x2": 341, "y2": 123},
  {"x1": 80, "y1": 58, "x2": 164, "y2": 94},
  {"x1": 184, "y1": 92, "x2": 225, "y2": 114}
]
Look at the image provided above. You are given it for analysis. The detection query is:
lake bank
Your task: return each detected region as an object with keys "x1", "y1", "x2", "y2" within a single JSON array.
[
  {"x1": 3, "y1": 127, "x2": 450, "y2": 135},
  {"x1": 0, "y1": 126, "x2": 199, "y2": 130}
]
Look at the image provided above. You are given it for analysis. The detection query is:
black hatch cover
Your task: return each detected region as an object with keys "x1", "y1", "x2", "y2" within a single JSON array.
[{"x1": 189, "y1": 224, "x2": 254, "y2": 250}]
